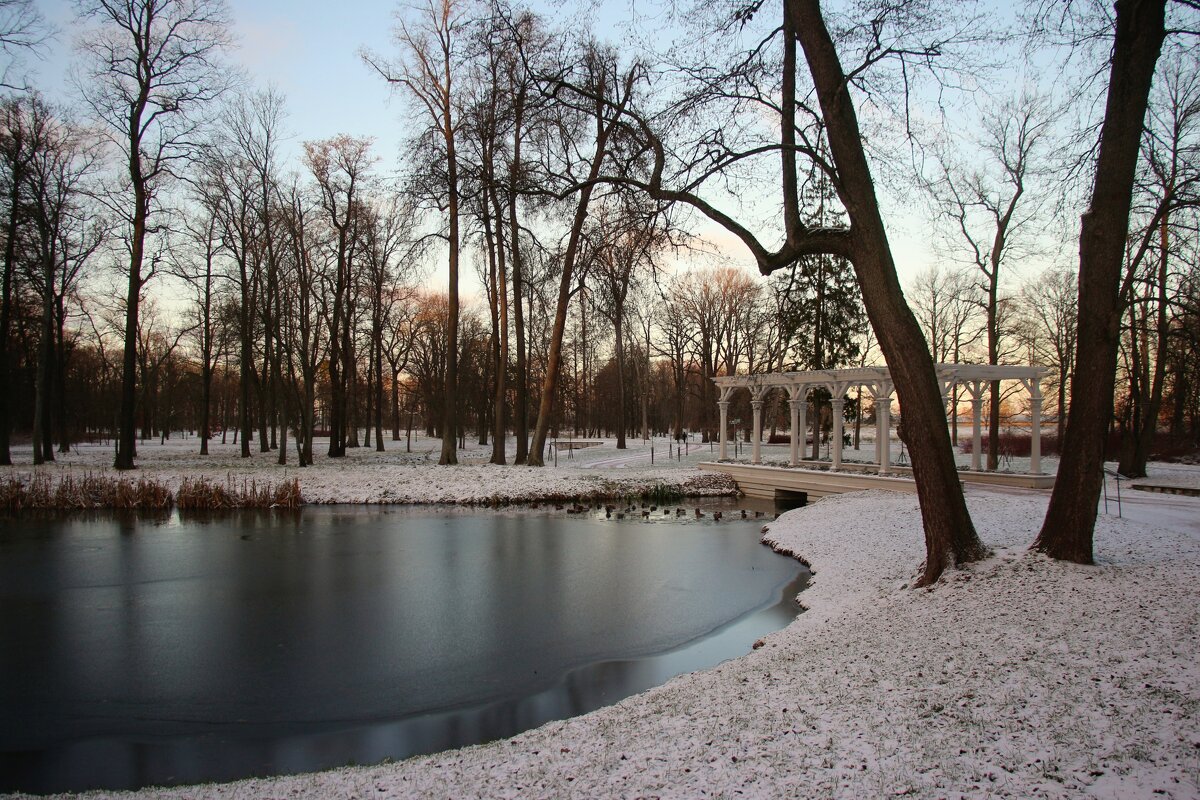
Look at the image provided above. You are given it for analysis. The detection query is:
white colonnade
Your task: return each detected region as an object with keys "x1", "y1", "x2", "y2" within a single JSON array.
[{"x1": 713, "y1": 364, "x2": 1048, "y2": 475}]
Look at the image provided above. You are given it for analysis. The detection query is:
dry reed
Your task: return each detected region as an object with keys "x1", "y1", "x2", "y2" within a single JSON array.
[
  {"x1": 176, "y1": 476, "x2": 303, "y2": 509},
  {"x1": 0, "y1": 473, "x2": 301, "y2": 512},
  {"x1": 0, "y1": 473, "x2": 174, "y2": 511}
]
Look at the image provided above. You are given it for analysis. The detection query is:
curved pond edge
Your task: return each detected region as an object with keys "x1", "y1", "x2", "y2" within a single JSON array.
[
  {"x1": 2, "y1": 560, "x2": 807, "y2": 795},
  {"x1": 0, "y1": 499, "x2": 809, "y2": 794}
]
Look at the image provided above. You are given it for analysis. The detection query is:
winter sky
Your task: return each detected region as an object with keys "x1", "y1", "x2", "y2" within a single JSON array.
[{"x1": 23, "y1": 0, "x2": 1061, "y2": 301}]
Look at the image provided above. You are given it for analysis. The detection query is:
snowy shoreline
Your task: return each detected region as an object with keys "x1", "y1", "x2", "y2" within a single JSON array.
[
  {"x1": 0, "y1": 437, "x2": 740, "y2": 506},
  {"x1": 4, "y1": 440, "x2": 1199, "y2": 799}
]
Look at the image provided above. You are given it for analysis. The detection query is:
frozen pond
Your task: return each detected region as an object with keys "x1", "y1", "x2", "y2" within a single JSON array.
[{"x1": 0, "y1": 502, "x2": 805, "y2": 793}]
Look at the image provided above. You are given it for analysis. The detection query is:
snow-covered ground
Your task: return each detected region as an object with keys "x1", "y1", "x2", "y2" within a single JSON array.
[
  {"x1": 5, "y1": 429, "x2": 1192, "y2": 503},
  {"x1": 7, "y1": 449, "x2": 1198, "y2": 799},
  {"x1": 0, "y1": 434, "x2": 737, "y2": 504}
]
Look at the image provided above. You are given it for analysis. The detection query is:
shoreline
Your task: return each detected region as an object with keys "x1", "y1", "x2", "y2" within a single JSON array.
[{"x1": 0, "y1": 438, "x2": 740, "y2": 508}]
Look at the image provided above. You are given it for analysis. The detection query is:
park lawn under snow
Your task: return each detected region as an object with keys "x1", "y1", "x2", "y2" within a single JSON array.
[
  {"x1": 6, "y1": 426, "x2": 1192, "y2": 503},
  {"x1": 0, "y1": 434, "x2": 738, "y2": 504},
  {"x1": 14, "y1": 462, "x2": 1199, "y2": 800}
]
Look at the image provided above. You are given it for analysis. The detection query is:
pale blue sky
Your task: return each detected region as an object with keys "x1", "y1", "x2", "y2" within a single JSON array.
[
  {"x1": 36, "y1": 0, "x2": 414, "y2": 165},
  {"x1": 24, "y1": 0, "x2": 1067, "y2": 297},
  {"x1": 29, "y1": 0, "x2": 664, "y2": 299}
]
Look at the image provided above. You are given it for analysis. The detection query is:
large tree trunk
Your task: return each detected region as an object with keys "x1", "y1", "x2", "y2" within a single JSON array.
[
  {"x1": 327, "y1": 249, "x2": 346, "y2": 457},
  {"x1": 200, "y1": 356, "x2": 212, "y2": 456},
  {"x1": 0, "y1": 135, "x2": 23, "y2": 466},
  {"x1": 440, "y1": 125, "x2": 461, "y2": 466},
  {"x1": 1119, "y1": 211, "x2": 1171, "y2": 477},
  {"x1": 54, "y1": 295, "x2": 70, "y2": 454},
  {"x1": 615, "y1": 311, "x2": 626, "y2": 449},
  {"x1": 641, "y1": 324, "x2": 650, "y2": 441},
  {"x1": 509, "y1": 138, "x2": 529, "y2": 464},
  {"x1": 392, "y1": 369, "x2": 401, "y2": 441},
  {"x1": 372, "y1": 296, "x2": 385, "y2": 453},
  {"x1": 274, "y1": 330, "x2": 287, "y2": 464},
  {"x1": 673, "y1": 364, "x2": 684, "y2": 440},
  {"x1": 114, "y1": 190, "x2": 145, "y2": 470},
  {"x1": 32, "y1": 275, "x2": 54, "y2": 465},
  {"x1": 239, "y1": 285, "x2": 253, "y2": 459},
  {"x1": 345, "y1": 317, "x2": 359, "y2": 449},
  {"x1": 327, "y1": 347, "x2": 342, "y2": 457},
  {"x1": 257, "y1": 352, "x2": 270, "y2": 453},
  {"x1": 277, "y1": 386, "x2": 289, "y2": 465},
  {"x1": 490, "y1": 190, "x2": 509, "y2": 465},
  {"x1": 303, "y1": 375, "x2": 316, "y2": 467},
  {"x1": 528, "y1": 72, "x2": 631, "y2": 465},
  {"x1": 1036, "y1": 0, "x2": 1165, "y2": 562},
  {"x1": 792, "y1": 0, "x2": 985, "y2": 584}
]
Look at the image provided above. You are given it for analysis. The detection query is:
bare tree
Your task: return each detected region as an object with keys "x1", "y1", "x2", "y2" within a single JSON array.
[
  {"x1": 460, "y1": 11, "x2": 513, "y2": 463},
  {"x1": 0, "y1": 94, "x2": 45, "y2": 463},
  {"x1": 0, "y1": 0, "x2": 50, "y2": 91},
  {"x1": 1116, "y1": 52, "x2": 1200, "y2": 477},
  {"x1": 74, "y1": 0, "x2": 234, "y2": 469},
  {"x1": 382, "y1": 281, "x2": 422, "y2": 442},
  {"x1": 363, "y1": 195, "x2": 419, "y2": 452},
  {"x1": 927, "y1": 94, "x2": 1052, "y2": 469},
  {"x1": 303, "y1": 134, "x2": 375, "y2": 457},
  {"x1": 224, "y1": 89, "x2": 288, "y2": 461},
  {"x1": 365, "y1": 0, "x2": 467, "y2": 465},
  {"x1": 656, "y1": 284, "x2": 693, "y2": 440},
  {"x1": 596, "y1": 0, "x2": 990, "y2": 583},
  {"x1": 526, "y1": 45, "x2": 639, "y2": 465},
  {"x1": 172, "y1": 163, "x2": 228, "y2": 455},
  {"x1": 629, "y1": 282, "x2": 658, "y2": 441},
  {"x1": 1019, "y1": 266, "x2": 1078, "y2": 441},
  {"x1": 591, "y1": 199, "x2": 668, "y2": 448},
  {"x1": 278, "y1": 177, "x2": 325, "y2": 467},
  {"x1": 24, "y1": 97, "x2": 101, "y2": 463},
  {"x1": 909, "y1": 265, "x2": 983, "y2": 443},
  {"x1": 497, "y1": 7, "x2": 548, "y2": 463},
  {"x1": 207, "y1": 139, "x2": 263, "y2": 459}
]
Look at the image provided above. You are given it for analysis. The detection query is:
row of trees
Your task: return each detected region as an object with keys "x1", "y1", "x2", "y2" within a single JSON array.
[{"x1": 1, "y1": 0, "x2": 1198, "y2": 584}]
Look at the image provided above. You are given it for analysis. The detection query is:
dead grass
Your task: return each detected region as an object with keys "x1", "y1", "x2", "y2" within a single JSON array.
[
  {"x1": 0, "y1": 474, "x2": 302, "y2": 512},
  {"x1": 176, "y1": 476, "x2": 303, "y2": 509},
  {"x1": 0, "y1": 473, "x2": 174, "y2": 511}
]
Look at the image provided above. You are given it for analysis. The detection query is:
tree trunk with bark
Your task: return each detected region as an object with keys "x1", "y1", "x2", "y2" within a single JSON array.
[
  {"x1": 114, "y1": 183, "x2": 145, "y2": 470},
  {"x1": 1035, "y1": 0, "x2": 1166, "y2": 562},
  {"x1": 1119, "y1": 211, "x2": 1171, "y2": 477},
  {"x1": 791, "y1": 0, "x2": 987, "y2": 583},
  {"x1": 528, "y1": 66, "x2": 635, "y2": 465},
  {"x1": 488, "y1": 188, "x2": 509, "y2": 465},
  {"x1": 0, "y1": 116, "x2": 26, "y2": 466},
  {"x1": 615, "y1": 309, "x2": 626, "y2": 449}
]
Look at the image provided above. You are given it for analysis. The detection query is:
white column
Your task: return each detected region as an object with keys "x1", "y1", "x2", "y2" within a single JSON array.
[
  {"x1": 789, "y1": 394, "x2": 800, "y2": 466},
  {"x1": 718, "y1": 401, "x2": 729, "y2": 460},
  {"x1": 831, "y1": 397, "x2": 845, "y2": 470},
  {"x1": 877, "y1": 396, "x2": 892, "y2": 475},
  {"x1": 1030, "y1": 396, "x2": 1043, "y2": 474},
  {"x1": 970, "y1": 390, "x2": 983, "y2": 472},
  {"x1": 751, "y1": 399, "x2": 763, "y2": 464},
  {"x1": 797, "y1": 396, "x2": 807, "y2": 464}
]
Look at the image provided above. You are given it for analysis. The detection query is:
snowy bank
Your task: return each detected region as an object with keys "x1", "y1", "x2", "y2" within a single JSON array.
[
  {"x1": 0, "y1": 436, "x2": 737, "y2": 505},
  {"x1": 15, "y1": 473, "x2": 1199, "y2": 799}
]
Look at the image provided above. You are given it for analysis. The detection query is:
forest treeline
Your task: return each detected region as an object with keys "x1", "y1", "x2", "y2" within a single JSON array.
[{"x1": 0, "y1": 0, "x2": 1198, "y2": 577}]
